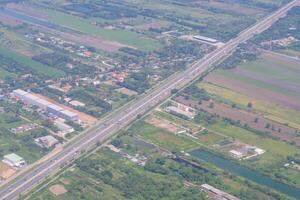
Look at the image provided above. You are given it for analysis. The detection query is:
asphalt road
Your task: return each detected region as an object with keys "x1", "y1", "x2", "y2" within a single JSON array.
[{"x1": 0, "y1": 1, "x2": 299, "y2": 199}]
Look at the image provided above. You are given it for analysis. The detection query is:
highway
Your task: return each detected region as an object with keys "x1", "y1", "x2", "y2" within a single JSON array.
[{"x1": 0, "y1": 0, "x2": 299, "y2": 199}]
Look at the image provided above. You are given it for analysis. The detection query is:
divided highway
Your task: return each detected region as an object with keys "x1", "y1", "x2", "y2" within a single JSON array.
[{"x1": 0, "y1": 0, "x2": 299, "y2": 199}]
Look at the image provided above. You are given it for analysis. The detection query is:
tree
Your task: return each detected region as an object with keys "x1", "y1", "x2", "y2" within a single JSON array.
[
  {"x1": 171, "y1": 88, "x2": 178, "y2": 94},
  {"x1": 247, "y1": 102, "x2": 253, "y2": 108}
]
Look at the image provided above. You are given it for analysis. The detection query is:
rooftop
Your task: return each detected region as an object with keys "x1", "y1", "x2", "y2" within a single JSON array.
[{"x1": 3, "y1": 153, "x2": 24, "y2": 163}]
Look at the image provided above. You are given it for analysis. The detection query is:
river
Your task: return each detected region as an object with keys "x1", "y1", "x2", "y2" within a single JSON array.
[{"x1": 190, "y1": 149, "x2": 300, "y2": 199}]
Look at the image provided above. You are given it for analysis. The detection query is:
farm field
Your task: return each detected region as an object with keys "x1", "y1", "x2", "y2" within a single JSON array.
[
  {"x1": 200, "y1": 82, "x2": 300, "y2": 130},
  {"x1": 205, "y1": 52, "x2": 300, "y2": 101},
  {"x1": 202, "y1": 52, "x2": 300, "y2": 129}
]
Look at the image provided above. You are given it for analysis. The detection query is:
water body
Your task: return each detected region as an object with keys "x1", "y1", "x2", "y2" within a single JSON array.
[{"x1": 190, "y1": 149, "x2": 300, "y2": 199}]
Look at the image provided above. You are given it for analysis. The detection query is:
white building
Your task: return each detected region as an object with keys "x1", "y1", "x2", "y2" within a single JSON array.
[{"x1": 2, "y1": 153, "x2": 26, "y2": 168}]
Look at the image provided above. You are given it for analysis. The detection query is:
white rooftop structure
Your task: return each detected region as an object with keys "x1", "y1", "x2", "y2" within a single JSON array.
[{"x1": 2, "y1": 153, "x2": 26, "y2": 168}]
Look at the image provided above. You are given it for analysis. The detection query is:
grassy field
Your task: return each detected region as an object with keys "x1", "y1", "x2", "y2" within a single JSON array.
[
  {"x1": 0, "y1": 47, "x2": 65, "y2": 77},
  {"x1": 129, "y1": 121, "x2": 199, "y2": 151},
  {"x1": 200, "y1": 82, "x2": 300, "y2": 130},
  {"x1": 46, "y1": 10, "x2": 162, "y2": 51}
]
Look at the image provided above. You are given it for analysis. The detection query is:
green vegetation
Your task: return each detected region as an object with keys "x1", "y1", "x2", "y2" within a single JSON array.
[
  {"x1": 0, "y1": 47, "x2": 65, "y2": 77},
  {"x1": 26, "y1": 149, "x2": 208, "y2": 200},
  {"x1": 0, "y1": 67, "x2": 14, "y2": 78},
  {"x1": 129, "y1": 121, "x2": 198, "y2": 151}
]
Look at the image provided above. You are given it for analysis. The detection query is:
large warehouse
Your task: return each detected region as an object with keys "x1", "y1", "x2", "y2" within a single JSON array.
[{"x1": 11, "y1": 89, "x2": 78, "y2": 121}]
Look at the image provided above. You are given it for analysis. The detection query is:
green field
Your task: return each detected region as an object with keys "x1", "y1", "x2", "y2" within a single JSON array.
[
  {"x1": 130, "y1": 121, "x2": 199, "y2": 151},
  {"x1": 0, "y1": 47, "x2": 65, "y2": 77},
  {"x1": 46, "y1": 10, "x2": 162, "y2": 51}
]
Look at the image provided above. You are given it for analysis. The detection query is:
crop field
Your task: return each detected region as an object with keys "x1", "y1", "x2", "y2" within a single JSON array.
[
  {"x1": 0, "y1": 47, "x2": 65, "y2": 77},
  {"x1": 205, "y1": 52, "x2": 300, "y2": 111},
  {"x1": 200, "y1": 82, "x2": 300, "y2": 130}
]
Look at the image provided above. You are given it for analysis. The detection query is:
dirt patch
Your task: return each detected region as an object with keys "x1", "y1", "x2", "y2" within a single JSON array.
[
  {"x1": 49, "y1": 184, "x2": 67, "y2": 196},
  {"x1": 145, "y1": 116, "x2": 182, "y2": 133},
  {"x1": 0, "y1": 162, "x2": 16, "y2": 179},
  {"x1": 116, "y1": 87, "x2": 137, "y2": 96},
  {"x1": 174, "y1": 96, "x2": 300, "y2": 146},
  {"x1": 0, "y1": 14, "x2": 22, "y2": 26},
  {"x1": 33, "y1": 93, "x2": 97, "y2": 126},
  {"x1": 205, "y1": 74, "x2": 300, "y2": 111},
  {"x1": 198, "y1": 1, "x2": 261, "y2": 15},
  {"x1": 136, "y1": 21, "x2": 170, "y2": 30}
]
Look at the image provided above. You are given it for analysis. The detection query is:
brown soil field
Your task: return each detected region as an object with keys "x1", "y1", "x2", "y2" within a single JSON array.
[
  {"x1": 0, "y1": 14, "x2": 22, "y2": 26},
  {"x1": 116, "y1": 87, "x2": 138, "y2": 96},
  {"x1": 145, "y1": 116, "x2": 182, "y2": 133},
  {"x1": 205, "y1": 74, "x2": 300, "y2": 111},
  {"x1": 33, "y1": 93, "x2": 97, "y2": 126},
  {"x1": 0, "y1": 162, "x2": 16, "y2": 179},
  {"x1": 49, "y1": 184, "x2": 67, "y2": 196},
  {"x1": 6, "y1": 3, "x2": 49, "y2": 20},
  {"x1": 174, "y1": 96, "x2": 300, "y2": 146}
]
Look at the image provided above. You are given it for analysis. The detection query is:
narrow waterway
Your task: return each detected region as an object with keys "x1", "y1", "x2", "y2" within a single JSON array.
[{"x1": 190, "y1": 149, "x2": 300, "y2": 199}]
